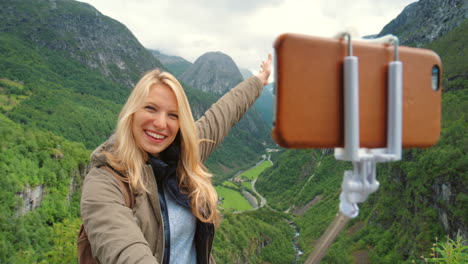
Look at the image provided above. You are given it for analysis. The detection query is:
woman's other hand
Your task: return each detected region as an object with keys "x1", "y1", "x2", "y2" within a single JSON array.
[{"x1": 256, "y1": 54, "x2": 272, "y2": 86}]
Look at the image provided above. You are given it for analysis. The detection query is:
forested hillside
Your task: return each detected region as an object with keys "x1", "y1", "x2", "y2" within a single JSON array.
[
  {"x1": 213, "y1": 208, "x2": 295, "y2": 263},
  {"x1": 0, "y1": 111, "x2": 88, "y2": 263},
  {"x1": 0, "y1": 0, "x2": 164, "y2": 88},
  {"x1": 0, "y1": 32, "x2": 123, "y2": 148}
]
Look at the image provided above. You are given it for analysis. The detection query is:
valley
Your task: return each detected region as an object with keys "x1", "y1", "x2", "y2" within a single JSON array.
[
  {"x1": 216, "y1": 153, "x2": 272, "y2": 212},
  {"x1": 0, "y1": 0, "x2": 466, "y2": 263}
]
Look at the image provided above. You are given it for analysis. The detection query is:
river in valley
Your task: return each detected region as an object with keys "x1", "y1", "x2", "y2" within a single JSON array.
[{"x1": 290, "y1": 221, "x2": 304, "y2": 263}]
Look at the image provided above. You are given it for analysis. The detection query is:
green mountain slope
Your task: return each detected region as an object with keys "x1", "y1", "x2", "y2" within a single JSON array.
[
  {"x1": 0, "y1": 112, "x2": 88, "y2": 263},
  {"x1": 426, "y1": 19, "x2": 468, "y2": 93},
  {"x1": 0, "y1": 0, "x2": 164, "y2": 87},
  {"x1": 149, "y1": 49, "x2": 193, "y2": 77},
  {"x1": 254, "y1": 83, "x2": 274, "y2": 128},
  {"x1": 213, "y1": 208, "x2": 295, "y2": 263},
  {"x1": 0, "y1": 32, "x2": 123, "y2": 148}
]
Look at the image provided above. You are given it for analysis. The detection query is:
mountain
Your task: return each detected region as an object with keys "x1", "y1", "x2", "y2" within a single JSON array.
[
  {"x1": 377, "y1": 0, "x2": 468, "y2": 46},
  {"x1": 149, "y1": 49, "x2": 192, "y2": 77},
  {"x1": 254, "y1": 83, "x2": 275, "y2": 128},
  {"x1": 240, "y1": 68, "x2": 254, "y2": 79},
  {"x1": 1, "y1": 0, "x2": 164, "y2": 88},
  {"x1": 179, "y1": 51, "x2": 244, "y2": 96},
  {"x1": 0, "y1": 0, "x2": 169, "y2": 148},
  {"x1": 239, "y1": 69, "x2": 275, "y2": 128}
]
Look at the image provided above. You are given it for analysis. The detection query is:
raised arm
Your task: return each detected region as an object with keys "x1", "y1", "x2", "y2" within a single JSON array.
[{"x1": 196, "y1": 54, "x2": 272, "y2": 162}]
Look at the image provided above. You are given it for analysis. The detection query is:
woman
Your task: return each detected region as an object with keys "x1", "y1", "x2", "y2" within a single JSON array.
[{"x1": 80, "y1": 54, "x2": 272, "y2": 264}]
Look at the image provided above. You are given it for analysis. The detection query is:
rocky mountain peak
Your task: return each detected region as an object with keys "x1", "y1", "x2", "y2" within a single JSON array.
[
  {"x1": 377, "y1": 0, "x2": 468, "y2": 46},
  {"x1": 178, "y1": 51, "x2": 244, "y2": 96}
]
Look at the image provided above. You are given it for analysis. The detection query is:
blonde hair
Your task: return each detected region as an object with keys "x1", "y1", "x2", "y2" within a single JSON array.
[{"x1": 106, "y1": 69, "x2": 219, "y2": 224}]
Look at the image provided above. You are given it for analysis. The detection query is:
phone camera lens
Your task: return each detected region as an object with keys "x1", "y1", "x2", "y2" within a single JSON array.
[{"x1": 432, "y1": 65, "x2": 440, "y2": 91}]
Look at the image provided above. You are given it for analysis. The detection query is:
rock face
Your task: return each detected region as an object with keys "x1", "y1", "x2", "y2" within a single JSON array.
[
  {"x1": 377, "y1": 0, "x2": 468, "y2": 46},
  {"x1": 179, "y1": 52, "x2": 244, "y2": 96},
  {"x1": 433, "y1": 180, "x2": 467, "y2": 241},
  {"x1": 16, "y1": 185, "x2": 44, "y2": 217},
  {"x1": 0, "y1": 0, "x2": 163, "y2": 88}
]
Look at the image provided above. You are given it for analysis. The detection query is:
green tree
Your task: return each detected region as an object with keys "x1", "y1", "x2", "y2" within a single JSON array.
[{"x1": 40, "y1": 218, "x2": 81, "y2": 264}]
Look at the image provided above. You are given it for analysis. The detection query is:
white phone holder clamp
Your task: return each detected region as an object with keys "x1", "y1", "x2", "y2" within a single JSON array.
[{"x1": 334, "y1": 33, "x2": 402, "y2": 218}]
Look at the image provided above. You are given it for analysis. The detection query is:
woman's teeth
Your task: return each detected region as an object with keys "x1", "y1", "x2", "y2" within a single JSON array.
[{"x1": 146, "y1": 131, "x2": 165, "y2": 139}]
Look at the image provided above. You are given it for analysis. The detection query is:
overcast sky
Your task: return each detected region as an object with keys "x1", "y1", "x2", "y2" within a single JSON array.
[{"x1": 79, "y1": 0, "x2": 416, "y2": 75}]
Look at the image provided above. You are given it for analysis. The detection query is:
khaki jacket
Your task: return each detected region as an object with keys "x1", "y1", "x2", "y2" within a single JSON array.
[{"x1": 80, "y1": 76, "x2": 263, "y2": 264}]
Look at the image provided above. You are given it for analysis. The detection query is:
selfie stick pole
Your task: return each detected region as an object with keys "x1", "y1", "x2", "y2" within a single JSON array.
[{"x1": 305, "y1": 33, "x2": 402, "y2": 264}]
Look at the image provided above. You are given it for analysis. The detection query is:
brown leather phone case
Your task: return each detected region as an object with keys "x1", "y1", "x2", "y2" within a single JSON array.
[{"x1": 272, "y1": 33, "x2": 442, "y2": 148}]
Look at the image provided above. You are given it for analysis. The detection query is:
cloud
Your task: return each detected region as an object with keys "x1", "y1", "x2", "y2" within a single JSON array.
[
  {"x1": 79, "y1": 0, "x2": 416, "y2": 75},
  {"x1": 167, "y1": 0, "x2": 285, "y2": 16}
]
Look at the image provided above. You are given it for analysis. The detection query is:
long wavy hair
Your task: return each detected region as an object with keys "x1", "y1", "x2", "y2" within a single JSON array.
[{"x1": 106, "y1": 69, "x2": 219, "y2": 225}]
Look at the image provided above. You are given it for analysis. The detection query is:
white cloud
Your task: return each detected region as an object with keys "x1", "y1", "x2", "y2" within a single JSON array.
[{"x1": 79, "y1": 0, "x2": 416, "y2": 76}]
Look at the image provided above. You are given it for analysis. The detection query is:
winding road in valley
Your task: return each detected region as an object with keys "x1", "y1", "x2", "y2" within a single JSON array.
[
  {"x1": 232, "y1": 154, "x2": 270, "y2": 212},
  {"x1": 251, "y1": 178, "x2": 267, "y2": 208}
]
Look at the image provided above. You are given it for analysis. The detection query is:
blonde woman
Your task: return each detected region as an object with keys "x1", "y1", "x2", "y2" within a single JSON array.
[{"x1": 80, "y1": 54, "x2": 272, "y2": 264}]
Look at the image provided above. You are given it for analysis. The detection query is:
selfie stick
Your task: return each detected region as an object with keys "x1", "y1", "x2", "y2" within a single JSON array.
[
  {"x1": 305, "y1": 33, "x2": 402, "y2": 264},
  {"x1": 335, "y1": 33, "x2": 402, "y2": 218}
]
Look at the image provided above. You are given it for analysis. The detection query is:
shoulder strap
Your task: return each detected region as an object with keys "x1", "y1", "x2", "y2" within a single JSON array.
[{"x1": 102, "y1": 166, "x2": 135, "y2": 209}]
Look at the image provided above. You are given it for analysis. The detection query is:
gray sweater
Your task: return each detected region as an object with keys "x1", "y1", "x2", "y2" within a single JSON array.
[{"x1": 164, "y1": 186, "x2": 197, "y2": 263}]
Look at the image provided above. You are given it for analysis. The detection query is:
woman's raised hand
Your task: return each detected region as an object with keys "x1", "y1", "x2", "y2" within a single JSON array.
[{"x1": 256, "y1": 53, "x2": 272, "y2": 86}]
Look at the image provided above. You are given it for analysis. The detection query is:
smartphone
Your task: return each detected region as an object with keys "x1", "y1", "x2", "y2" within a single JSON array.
[{"x1": 272, "y1": 33, "x2": 442, "y2": 148}]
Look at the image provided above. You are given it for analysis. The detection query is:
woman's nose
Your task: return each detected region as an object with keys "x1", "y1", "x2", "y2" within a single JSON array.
[{"x1": 153, "y1": 114, "x2": 167, "y2": 129}]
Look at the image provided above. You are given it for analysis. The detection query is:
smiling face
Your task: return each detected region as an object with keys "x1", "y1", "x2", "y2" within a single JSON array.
[{"x1": 132, "y1": 82, "x2": 180, "y2": 156}]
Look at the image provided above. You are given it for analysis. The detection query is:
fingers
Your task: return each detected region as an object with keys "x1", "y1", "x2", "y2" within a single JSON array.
[
  {"x1": 263, "y1": 54, "x2": 272, "y2": 65},
  {"x1": 259, "y1": 53, "x2": 272, "y2": 72},
  {"x1": 262, "y1": 54, "x2": 272, "y2": 73},
  {"x1": 255, "y1": 54, "x2": 272, "y2": 86}
]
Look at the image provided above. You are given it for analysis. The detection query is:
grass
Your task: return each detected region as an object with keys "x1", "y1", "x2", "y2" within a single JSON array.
[
  {"x1": 215, "y1": 159, "x2": 274, "y2": 212},
  {"x1": 222, "y1": 181, "x2": 239, "y2": 190},
  {"x1": 240, "y1": 161, "x2": 273, "y2": 181},
  {"x1": 241, "y1": 182, "x2": 253, "y2": 193},
  {"x1": 215, "y1": 186, "x2": 253, "y2": 212}
]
